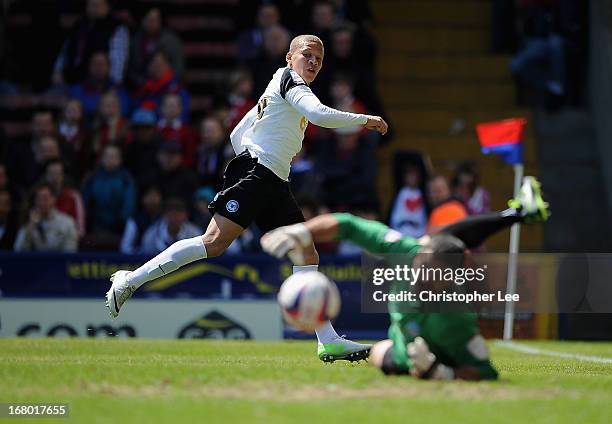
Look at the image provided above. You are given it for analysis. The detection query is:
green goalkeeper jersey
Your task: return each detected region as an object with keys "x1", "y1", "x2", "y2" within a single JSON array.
[{"x1": 334, "y1": 213, "x2": 498, "y2": 379}]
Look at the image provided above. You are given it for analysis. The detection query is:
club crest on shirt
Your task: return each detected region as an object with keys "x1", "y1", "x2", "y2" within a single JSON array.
[
  {"x1": 257, "y1": 97, "x2": 268, "y2": 120},
  {"x1": 226, "y1": 200, "x2": 239, "y2": 213}
]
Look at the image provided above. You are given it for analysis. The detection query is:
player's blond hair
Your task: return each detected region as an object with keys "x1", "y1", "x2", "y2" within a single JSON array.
[{"x1": 289, "y1": 34, "x2": 324, "y2": 54}]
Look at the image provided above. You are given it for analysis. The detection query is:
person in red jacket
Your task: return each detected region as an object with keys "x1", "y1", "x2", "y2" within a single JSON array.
[
  {"x1": 58, "y1": 99, "x2": 93, "y2": 182},
  {"x1": 44, "y1": 159, "x2": 86, "y2": 238},
  {"x1": 92, "y1": 91, "x2": 133, "y2": 159},
  {"x1": 224, "y1": 69, "x2": 256, "y2": 132},
  {"x1": 134, "y1": 50, "x2": 191, "y2": 122},
  {"x1": 157, "y1": 94, "x2": 197, "y2": 168}
]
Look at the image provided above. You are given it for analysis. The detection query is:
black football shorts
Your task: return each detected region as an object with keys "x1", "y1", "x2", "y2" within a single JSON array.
[{"x1": 208, "y1": 151, "x2": 305, "y2": 233}]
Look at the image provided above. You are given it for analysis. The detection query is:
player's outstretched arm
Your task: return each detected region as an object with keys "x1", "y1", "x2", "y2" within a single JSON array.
[
  {"x1": 285, "y1": 85, "x2": 388, "y2": 135},
  {"x1": 261, "y1": 213, "x2": 418, "y2": 263}
]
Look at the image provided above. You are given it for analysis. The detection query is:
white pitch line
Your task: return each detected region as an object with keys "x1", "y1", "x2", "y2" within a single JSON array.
[{"x1": 495, "y1": 341, "x2": 612, "y2": 364}]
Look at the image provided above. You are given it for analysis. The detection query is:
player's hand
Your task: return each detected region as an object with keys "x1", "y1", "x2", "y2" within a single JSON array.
[
  {"x1": 261, "y1": 223, "x2": 312, "y2": 265},
  {"x1": 364, "y1": 115, "x2": 388, "y2": 135},
  {"x1": 407, "y1": 337, "x2": 436, "y2": 377},
  {"x1": 407, "y1": 337, "x2": 454, "y2": 380}
]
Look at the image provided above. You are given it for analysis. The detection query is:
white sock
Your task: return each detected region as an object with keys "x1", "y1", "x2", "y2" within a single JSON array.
[
  {"x1": 292, "y1": 265, "x2": 319, "y2": 273},
  {"x1": 128, "y1": 236, "x2": 207, "y2": 289},
  {"x1": 315, "y1": 321, "x2": 341, "y2": 344},
  {"x1": 292, "y1": 265, "x2": 340, "y2": 344}
]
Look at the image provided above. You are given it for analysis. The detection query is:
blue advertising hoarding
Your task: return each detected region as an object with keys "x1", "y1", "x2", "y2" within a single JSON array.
[{"x1": 0, "y1": 253, "x2": 389, "y2": 339}]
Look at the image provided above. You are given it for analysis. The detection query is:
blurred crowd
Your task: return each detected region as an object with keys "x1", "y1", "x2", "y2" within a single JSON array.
[{"x1": 0, "y1": 0, "x2": 492, "y2": 255}]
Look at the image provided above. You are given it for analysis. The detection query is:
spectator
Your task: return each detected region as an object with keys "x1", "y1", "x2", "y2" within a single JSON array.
[
  {"x1": 14, "y1": 183, "x2": 78, "y2": 252},
  {"x1": 308, "y1": 1, "x2": 338, "y2": 47},
  {"x1": 140, "y1": 197, "x2": 201, "y2": 254},
  {"x1": 7, "y1": 111, "x2": 60, "y2": 190},
  {"x1": 67, "y1": 52, "x2": 130, "y2": 124},
  {"x1": 17, "y1": 136, "x2": 67, "y2": 192},
  {"x1": 92, "y1": 91, "x2": 133, "y2": 159},
  {"x1": 37, "y1": 137, "x2": 63, "y2": 162},
  {"x1": 330, "y1": 73, "x2": 368, "y2": 123},
  {"x1": 510, "y1": 1, "x2": 566, "y2": 105},
  {"x1": 315, "y1": 124, "x2": 377, "y2": 208},
  {"x1": 134, "y1": 50, "x2": 191, "y2": 122},
  {"x1": 44, "y1": 159, "x2": 86, "y2": 237},
  {"x1": 141, "y1": 141, "x2": 198, "y2": 204},
  {"x1": 427, "y1": 175, "x2": 468, "y2": 234},
  {"x1": 125, "y1": 109, "x2": 162, "y2": 185},
  {"x1": 128, "y1": 8, "x2": 185, "y2": 88},
  {"x1": 0, "y1": 163, "x2": 22, "y2": 212},
  {"x1": 196, "y1": 116, "x2": 232, "y2": 190},
  {"x1": 289, "y1": 149, "x2": 319, "y2": 198},
  {"x1": 333, "y1": 23, "x2": 367, "y2": 67},
  {"x1": 157, "y1": 94, "x2": 198, "y2": 168},
  {"x1": 389, "y1": 164, "x2": 428, "y2": 238},
  {"x1": 224, "y1": 69, "x2": 256, "y2": 131},
  {"x1": 332, "y1": 2, "x2": 378, "y2": 66},
  {"x1": 321, "y1": 24, "x2": 384, "y2": 119},
  {"x1": 452, "y1": 161, "x2": 491, "y2": 215},
  {"x1": 82, "y1": 145, "x2": 136, "y2": 248},
  {"x1": 58, "y1": 99, "x2": 93, "y2": 181},
  {"x1": 58, "y1": 99, "x2": 88, "y2": 147},
  {"x1": 33, "y1": 108, "x2": 58, "y2": 138},
  {"x1": 52, "y1": 0, "x2": 129, "y2": 85},
  {"x1": 247, "y1": 24, "x2": 291, "y2": 98},
  {"x1": 191, "y1": 186, "x2": 215, "y2": 232},
  {"x1": 120, "y1": 185, "x2": 163, "y2": 254},
  {"x1": 0, "y1": 189, "x2": 18, "y2": 250},
  {"x1": 238, "y1": 3, "x2": 281, "y2": 62}
]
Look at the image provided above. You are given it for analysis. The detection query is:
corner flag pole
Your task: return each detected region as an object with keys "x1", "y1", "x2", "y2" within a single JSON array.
[
  {"x1": 475, "y1": 117, "x2": 527, "y2": 340},
  {"x1": 503, "y1": 163, "x2": 523, "y2": 340}
]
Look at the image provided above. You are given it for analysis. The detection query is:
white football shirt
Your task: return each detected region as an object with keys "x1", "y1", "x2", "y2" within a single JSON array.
[{"x1": 230, "y1": 67, "x2": 368, "y2": 180}]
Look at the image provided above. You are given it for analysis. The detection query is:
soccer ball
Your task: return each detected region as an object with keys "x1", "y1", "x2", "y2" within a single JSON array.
[{"x1": 277, "y1": 271, "x2": 341, "y2": 332}]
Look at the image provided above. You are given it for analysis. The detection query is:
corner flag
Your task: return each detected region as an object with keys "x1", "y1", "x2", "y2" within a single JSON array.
[
  {"x1": 476, "y1": 118, "x2": 526, "y2": 165},
  {"x1": 475, "y1": 118, "x2": 527, "y2": 340}
]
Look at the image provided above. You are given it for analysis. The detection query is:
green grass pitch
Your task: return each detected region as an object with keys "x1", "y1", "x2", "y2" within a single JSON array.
[{"x1": 1, "y1": 338, "x2": 611, "y2": 423}]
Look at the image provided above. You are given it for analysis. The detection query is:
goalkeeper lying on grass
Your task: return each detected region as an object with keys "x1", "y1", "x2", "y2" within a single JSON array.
[{"x1": 262, "y1": 177, "x2": 549, "y2": 380}]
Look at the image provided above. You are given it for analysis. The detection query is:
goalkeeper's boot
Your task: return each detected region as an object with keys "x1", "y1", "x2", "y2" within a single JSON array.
[
  {"x1": 508, "y1": 176, "x2": 550, "y2": 224},
  {"x1": 105, "y1": 270, "x2": 136, "y2": 319},
  {"x1": 318, "y1": 335, "x2": 372, "y2": 363}
]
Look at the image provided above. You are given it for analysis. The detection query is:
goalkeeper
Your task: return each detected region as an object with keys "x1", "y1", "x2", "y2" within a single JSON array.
[{"x1": 262, "y1": 177, "x2": 549, "y2": 380}]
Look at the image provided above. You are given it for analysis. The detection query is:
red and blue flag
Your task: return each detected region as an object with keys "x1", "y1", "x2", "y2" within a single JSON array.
[{"x1": 476, "y1": 118, "x2": 526, "y2": 165}]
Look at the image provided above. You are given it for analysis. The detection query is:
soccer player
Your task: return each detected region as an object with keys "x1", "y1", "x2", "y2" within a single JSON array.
[
  {"x1": 262, "y1": 177, "x2": 549, "y2": 377},
  {"x1": 106, "y1": 34, "x2": 387, "y2": 361}
]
